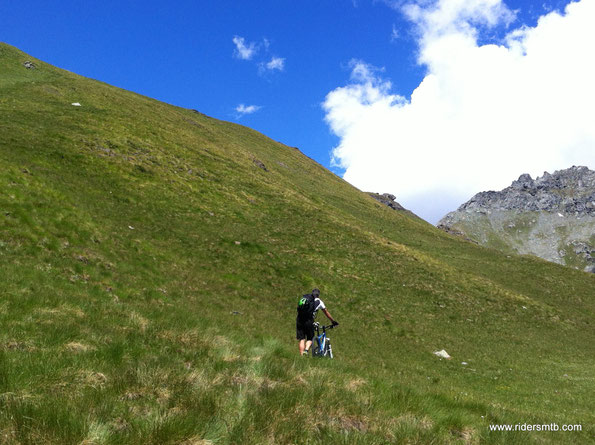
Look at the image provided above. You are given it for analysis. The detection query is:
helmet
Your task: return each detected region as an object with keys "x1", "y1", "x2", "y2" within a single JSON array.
[{"x1": 312, "y1": 288, "x2": 320, "y2": 297}]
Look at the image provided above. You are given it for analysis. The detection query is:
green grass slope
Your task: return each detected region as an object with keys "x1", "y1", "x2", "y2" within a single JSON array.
[{"x1": 1, "y1": 43, "x2": 594, "y2": 444}]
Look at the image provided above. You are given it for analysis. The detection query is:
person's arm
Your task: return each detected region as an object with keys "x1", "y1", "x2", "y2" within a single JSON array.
[{"x1": 322, "y1": 308, "x2": 338, "y2": 325}]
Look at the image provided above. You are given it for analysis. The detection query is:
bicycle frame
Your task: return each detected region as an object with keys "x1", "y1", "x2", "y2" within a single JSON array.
[{"x1": 312, "y1": 322, "x2": 334, "y2": 358}]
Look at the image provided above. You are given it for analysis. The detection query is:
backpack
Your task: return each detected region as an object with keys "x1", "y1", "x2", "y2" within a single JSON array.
[{"x1": 297, "y1": 294, "x2": 316, "y2": 319}]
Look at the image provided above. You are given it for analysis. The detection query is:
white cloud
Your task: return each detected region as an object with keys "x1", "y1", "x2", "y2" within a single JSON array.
[
  {"x1": 235, "y1": 104, "x2": 262, "y2": 116},
  {"x1": 234, "y1": 37, "x2": 286, "y2": 74},
  {"x1": 391, "y1": 24, "x2": 400, "y2": 41},
  {"x1": 402, "y1": 0, "x2": 516, "y2": 39},
  {"x1": 323, "y1": 0, "x2": 595, "y2": 223},
  {"x1": 266, "y1": 56, "x2": 285, "y2": 71},
  {"x1": 258, "y1": 56, "x2": 286, "y2": 75},
  {"x1": 233, "y1": 36, "x2": 258, "y2": 60}
]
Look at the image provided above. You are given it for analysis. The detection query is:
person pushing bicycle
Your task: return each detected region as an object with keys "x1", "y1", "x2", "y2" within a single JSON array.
[{"x1": 296, "y1": 288, "x2": 338, "y2": 356}]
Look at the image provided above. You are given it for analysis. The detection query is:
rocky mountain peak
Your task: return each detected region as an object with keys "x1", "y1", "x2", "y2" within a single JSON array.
[
  {"x1": 512, "y1": 173, "x2": 533, "y2": 189},
  {"x1": 454, "y1": 166, "x2": 595, "y2": 216},
  {"x1": 438, "y1": 166, "x2": 595, "y2": 273}
]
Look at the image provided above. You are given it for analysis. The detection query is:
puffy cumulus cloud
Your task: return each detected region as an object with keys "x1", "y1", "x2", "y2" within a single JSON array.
[
  {"x1": 403, "y1": 0, "x2": 516, "y2": 38},
  {"x1": 235, "y1": 104, "x2": 262, "y2": 116},
  {"x1": 232, "y1": 36, "x2": 258, "y2": 60},
  {"x1": 323, "y1": 0, "x2": 595, "y2": 223}
]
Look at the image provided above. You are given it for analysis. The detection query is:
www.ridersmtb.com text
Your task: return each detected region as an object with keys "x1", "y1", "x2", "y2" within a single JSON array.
[{"x1": 489, "y1": 423, "x2": 582, "y2": 432}]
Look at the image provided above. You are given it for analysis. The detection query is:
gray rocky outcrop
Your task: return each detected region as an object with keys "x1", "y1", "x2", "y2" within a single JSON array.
[
  {"x1": 367, "y1": 192, "x2": 424, "y2": 222},
  {"x1": 444, "y1": 166, "x2": 595, "y2": 216},
  {"x1": 438, "y1": 166, "x2": 595, "y2": 272},
  {"x1": 368, "y1": 193, "x2": 406, "y2": 211}
]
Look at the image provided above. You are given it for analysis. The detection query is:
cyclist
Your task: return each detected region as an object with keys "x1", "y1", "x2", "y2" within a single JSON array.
[{"x1": 296, "y1": 288, "x2": 338, "y2": 356}]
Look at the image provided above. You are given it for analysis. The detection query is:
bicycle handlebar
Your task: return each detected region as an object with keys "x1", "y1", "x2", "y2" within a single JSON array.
[{"x1": 314, "y1": 323, "x2": 337, "y2": 330}]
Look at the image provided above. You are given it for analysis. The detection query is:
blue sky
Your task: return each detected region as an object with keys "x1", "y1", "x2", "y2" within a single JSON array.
[
  {"x1": 1, "y1": 1, "x2": 423, "y2": 168},
  {"x1": 2, "y1": 0, "x2": 592, "y2": 223}
]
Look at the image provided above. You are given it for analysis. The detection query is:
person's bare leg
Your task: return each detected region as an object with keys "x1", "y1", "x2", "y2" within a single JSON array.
[
  {"x1": 299, "y1": 339, "x2": 305, "y2": 354},
  {"x1": 304, "y1": 340, "x2": 312, "y2": 354}
]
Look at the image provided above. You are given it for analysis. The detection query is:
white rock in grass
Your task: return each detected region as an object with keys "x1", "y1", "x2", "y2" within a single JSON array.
[
  {"x1": 128, "y1": 226, "x2": 134, "y2": 230},
  {"x1": 71, "y1": 102, "x2": 82, "y2": 106},
  {"x1": 434, "y1": 349, "x2": 451, "y2": 359}
]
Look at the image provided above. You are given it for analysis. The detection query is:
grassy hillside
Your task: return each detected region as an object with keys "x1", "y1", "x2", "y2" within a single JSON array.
[{"x1": 1, "y1": 43, "x2": 594, "y2": 444}]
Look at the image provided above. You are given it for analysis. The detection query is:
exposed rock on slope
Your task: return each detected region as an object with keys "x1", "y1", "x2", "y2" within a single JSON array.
[
  {"x1": 367, "y1": 193, "x2": 406, "y2": 211},
  {"x1": 367, "y1": 192, "x2": 424, "y2": 220},
  {"x1": 438, "y1": 166, "x2": 595, "y2": 272}
]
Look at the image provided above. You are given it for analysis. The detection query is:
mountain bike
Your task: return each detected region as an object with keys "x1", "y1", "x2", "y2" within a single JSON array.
[{"x1": 311, "y1": 322, "x2": 336, "y2": 358}]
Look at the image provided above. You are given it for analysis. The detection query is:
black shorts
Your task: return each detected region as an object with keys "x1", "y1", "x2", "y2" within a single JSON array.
[{"x1": 296, "y1": 317, "x2": 314, "y2": 341}]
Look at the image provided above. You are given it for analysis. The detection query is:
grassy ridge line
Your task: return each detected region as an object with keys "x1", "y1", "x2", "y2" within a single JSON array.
[{"x1": 1, "y1": 42, "x2": 594, "y2": 444}]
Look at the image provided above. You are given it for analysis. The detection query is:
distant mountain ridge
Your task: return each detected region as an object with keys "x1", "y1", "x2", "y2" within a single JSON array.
[
  {"x1": 447, "y1": 166, "x2": 595, "y2": 214},
  {"x1": 439, "y1": 166, "x2": 595, "y2": 272}
]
